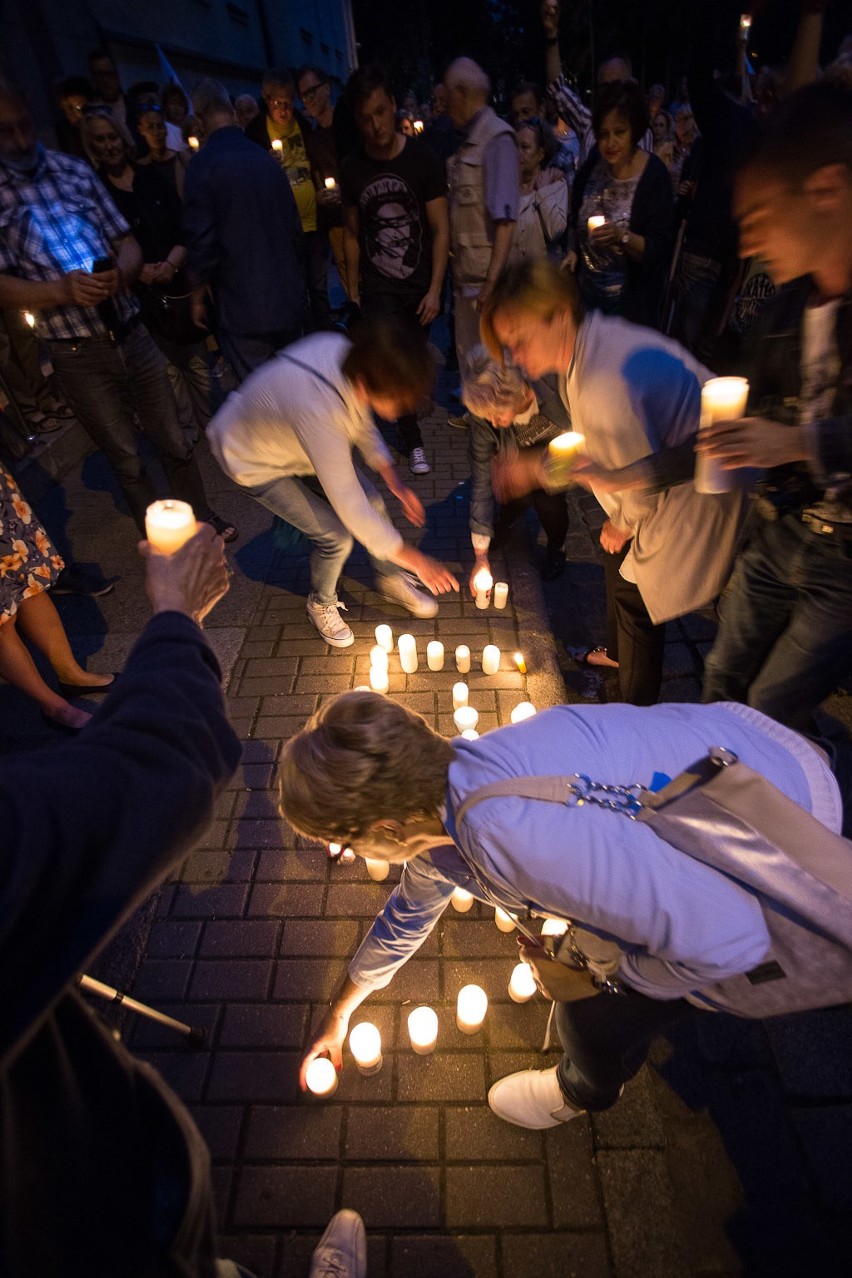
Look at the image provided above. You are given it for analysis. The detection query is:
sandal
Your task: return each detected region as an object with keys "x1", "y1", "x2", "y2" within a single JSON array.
[
  {"x1": 569, "y1": 645, "x2": 619, "y2": 669},
  {"x1": 207, "y1": 514, "x2": 238, "y2": 543}
]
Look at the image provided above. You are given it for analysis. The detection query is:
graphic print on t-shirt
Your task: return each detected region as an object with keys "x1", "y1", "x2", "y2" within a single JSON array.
[{"x1": 360, "y1": 173, "x2": 423, "y2": 282}]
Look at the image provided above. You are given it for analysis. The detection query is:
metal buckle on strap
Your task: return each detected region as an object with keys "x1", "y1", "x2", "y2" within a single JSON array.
[{"x1": 565, "y1": 774, "x2": 647, "y2": 819}]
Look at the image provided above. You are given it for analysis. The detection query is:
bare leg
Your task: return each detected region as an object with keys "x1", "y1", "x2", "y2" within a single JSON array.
[
  {"x1": 0, "y1": 615, "x2": 91, "y2": 728},
  {"x1": 15, "y1": 592, "x2": 114, "y2": 689}
]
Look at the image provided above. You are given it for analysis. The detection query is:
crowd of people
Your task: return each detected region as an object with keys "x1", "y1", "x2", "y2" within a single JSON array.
[{"x1": 2, "y1": 0, "x2": 852, "y2": 1274}]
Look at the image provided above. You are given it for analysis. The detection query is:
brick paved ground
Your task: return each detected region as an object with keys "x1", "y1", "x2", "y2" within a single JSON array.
[{"x1": 5, "y1": 360, "x2": 852, "y2": 1277}]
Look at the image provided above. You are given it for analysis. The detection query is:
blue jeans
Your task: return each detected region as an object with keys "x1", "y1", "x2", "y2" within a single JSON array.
[
  {"x1": 47, "y1": 323, "x2": 211, "y2": 532},
  {"x1": 673, "y1": 250, "x2": 722, "y2": 363},
  {"x1": 702, "y1": 512, "x2": 852, "y2": 730},
  {"x1": 245, "y1": 470, "x2": 398, "y2": 604}
]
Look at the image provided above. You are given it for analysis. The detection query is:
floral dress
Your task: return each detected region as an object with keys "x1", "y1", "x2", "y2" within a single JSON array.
[{"x1": 0, "y1": 464, "x2": 64, "y2": 625}]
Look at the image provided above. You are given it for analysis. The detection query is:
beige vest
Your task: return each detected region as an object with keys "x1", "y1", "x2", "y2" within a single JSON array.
[{"x1": 449, "y1": 106, "x2": 516, "y2": 286}]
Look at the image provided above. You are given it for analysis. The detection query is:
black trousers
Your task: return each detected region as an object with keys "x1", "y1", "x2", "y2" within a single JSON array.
[
  {"x1": 604, "y1": 543, "x2": 667, "y2": 705},
  {"x1": 360, "y1": 293, "x2": 425, "y2": 453},
  {"x1": 496, "y1": 489, "x2": 569, "y2": 552}
]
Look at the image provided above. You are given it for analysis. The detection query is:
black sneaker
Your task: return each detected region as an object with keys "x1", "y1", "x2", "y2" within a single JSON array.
[{"x1": 52, "y1": 566, "x2": 115, "y2": 597}]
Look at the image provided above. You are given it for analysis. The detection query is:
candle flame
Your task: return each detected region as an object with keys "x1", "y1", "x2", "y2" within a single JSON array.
[{"x1": 513, "y1": 652, "x2": 527, "y2": 674}]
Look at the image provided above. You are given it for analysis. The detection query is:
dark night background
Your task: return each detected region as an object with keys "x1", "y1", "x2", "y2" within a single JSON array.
[{"x1": 351, "y1": 0, "x2": 850, "y2": 101}]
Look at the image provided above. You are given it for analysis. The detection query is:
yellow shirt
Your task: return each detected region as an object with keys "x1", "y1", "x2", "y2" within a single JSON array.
[{"x1": 266, "y1": 117, "x2": 317, "y2": 233}]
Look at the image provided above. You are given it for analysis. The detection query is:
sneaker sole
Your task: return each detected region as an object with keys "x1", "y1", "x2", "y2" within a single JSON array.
[{"x1": 378, "y1": 589, "x2": 438, "y2": 619}]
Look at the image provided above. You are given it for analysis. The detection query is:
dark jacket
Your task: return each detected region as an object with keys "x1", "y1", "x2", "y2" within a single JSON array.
[
  {"x1": 0, "y1": 612, "x2": 241, "y2": 1276},
  {"x1": 182, "y1": 125, "x2": 303, "y2": 336}
]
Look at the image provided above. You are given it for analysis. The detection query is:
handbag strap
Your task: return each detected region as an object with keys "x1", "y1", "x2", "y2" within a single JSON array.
[{"x1": 277, "y1": 352, "x2": 349, "y2": 410}]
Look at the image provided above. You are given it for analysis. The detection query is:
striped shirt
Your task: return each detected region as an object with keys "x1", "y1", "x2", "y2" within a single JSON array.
[{"x1": 0, "y1": 147, "x2": 138, "y2": 341}]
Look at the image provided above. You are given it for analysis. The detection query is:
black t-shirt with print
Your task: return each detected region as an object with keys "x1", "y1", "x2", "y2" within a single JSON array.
[{"x1": 340, "y1": 137, "x2": 446, "y2": 304}]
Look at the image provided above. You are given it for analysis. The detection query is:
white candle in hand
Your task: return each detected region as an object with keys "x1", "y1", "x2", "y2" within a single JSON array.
[
  {"x1": 508, "y1": 961, "x2": 537, "y2": 1003},
  {"x1": 408, "y1": 1005, "x2": 438, "y2": 1054},
  {"x1": 482, "y1": 645, "x2": 500, "y2": 676},
  {"x1": 145, "y1": 500, "x2": 196, "y2": 555},
  {"x1": 473, "y1": 567, "x2": 493, "y2": 609},
  {"x1": 695, "y1": 377, "x2": 750, "y2": 495},
  {"x1": 306, "y1": 1057, "x2": 338, "y2": 1096},
  {"x1": 324, "y1": 175, "x2": 337, "y2": 189},
  {"x1": 427, "y1": 641, "x2": 444, "y2": 671},
  {"x1": 547, "y1": 432, "x2": 585, "y2": 486},
  {"x1": 588, "y1": 214, "x2": 606, "y2": 231},
  {"x1": 456, "y1": 984, "x2": 488, "y2": 1033},
  {"x1": 349, "y1": 1022, "x2": 382, "y2": 1074}
]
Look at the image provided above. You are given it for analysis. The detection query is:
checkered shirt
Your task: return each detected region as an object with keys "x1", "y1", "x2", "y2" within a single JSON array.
[{"x1": 0, "y1": 148, "x2": 139, "y2": 340}]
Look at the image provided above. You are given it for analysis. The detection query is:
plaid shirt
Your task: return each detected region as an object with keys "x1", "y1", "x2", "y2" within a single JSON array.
[{"x1": 0, "y1": 147, "x2": 138, "y2": 341}]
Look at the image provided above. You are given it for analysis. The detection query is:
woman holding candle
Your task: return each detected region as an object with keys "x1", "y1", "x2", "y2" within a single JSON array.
[
  {"x1": 462, "y1": 346, "x2": 571, "y2": 586},
  {"x1": 282, "y1": 689, "x2": 846, "y2": 1128},
  {"x1": 480, "y1": 259, "x2": 747, "y2": 705},
  {"x1": 509, "y1": 116, "x2": 569, "y2": 265}
]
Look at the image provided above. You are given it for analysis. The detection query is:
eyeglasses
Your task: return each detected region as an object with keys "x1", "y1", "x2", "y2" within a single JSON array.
[{"x1": 300, "y1": 82, "x2": 328, "y2": 102}]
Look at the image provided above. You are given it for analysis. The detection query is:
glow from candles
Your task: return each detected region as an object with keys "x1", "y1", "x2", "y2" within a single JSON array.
[
  {"x1": 493, "y1": 581, "x2": 509, "y2": 609},
  {"x1": 340, "y1": 848, "x2": 356, "y2": 863},
  {"x1": 588, "y1": 214, "x2": 606, "y2": 231},
  {"x1": 349, "y1": 1022, "x2": 382, "y2": 1073},
  {"x1": 187, "y1": 135, "x2": 200, "y2": 151},
  {"x1": 408, "y1": 1005, "x2": 437, "y2": 1053},
  {"x1": 324, "y1": 175, "x2": 337, "y2": 189},
  {"x1": 452, "y1": 681, "x2": 469, "y2": 709},
  {"x1": 695, "y1": 377, "x2": 750, "y2": 495},
  {"x1": 473, "y1": 567, "x2": 493, "y2": 609},
  {"x1": 541, "y1": 917, "x2": 569, "y2": 937},
  {"x1": 22, "y1": 310, "x2": 35, "y2": 328},
  {"x1": 509, "y1": 961, "x2": 537, "y2": 1003},
  {"x1": 413, "y1": 119, "x2": 424, "y2": 134},
  {"x1": 370, "y1": 644, "x2": 389, "y2": 670},
  {"x1": 375, "y1": 624, "x2": 393, "y2": 652},
  {"x1": 451, "y1": 887, "x2": 474, "y2": 912},
  {"x1": 427, "y1": 641, "x2": 444, "y2": 671},
  {"x1": 510, "y1": 701, "x2": 537, "y2": 724},
  {"x1": 365, "y1": 857, "x2": 390, "y2": 882},
  {"x1": 455, "y1": 645, "x2": 471, "y2": 674},
  {"x1": 547, "y1": 431, "x2": 585, "y2": 484},
  {"x1": 145, "y1": 500, "x2": 196, "y2": 555},
  {"x1": 461, "y1": 728, "x2": 479, "y2": 739},
  {"x1": 369, "y1": 665, "x2": 388, "y2": 694},
  {"x1": 271, "y1": 139, "x2": 283, "y2": 154},
  {"x1": 456, "y1": 984, "x2": 488, "y2": 1033},
  {"x1": 328, "y1": 842, "x2": 343, "y2": 858},
  {"x1": 398, "y1": 633, "x2": 418, "y2": 674},
  {"x1": 495, "y1": 907, "x2": 517, "y2": 933},
  {"x1": 482, "y1": 645, "x2": 500, "y2": 676},
  {"x1": 453, "y1": 705, "x2": 479, "y2": 733},
  {"x1": 306, "y1": 1057, "x2": 338, "y2": 1096},
  {"x1": 513, "y1": 652, "x2": 527, "y2": 674}
]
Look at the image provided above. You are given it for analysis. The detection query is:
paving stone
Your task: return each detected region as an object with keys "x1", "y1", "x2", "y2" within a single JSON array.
[
  {"x1": 234, "y1": 1166, "x2": 337, "y2": 1228},
  {"x1": 188, "y1": 1104, "x2": 245, "y2": 1161},
  {"x1": 591, "y1": 1069, "x2": 666, "y2": 1149},
  {"x1": 280, "y1": 919, "x2": 360, "y2": 956},
  {"x1": 129, "y1": 1001, "x2": 221, "y2": 1051},
  {"x1": 445, "y1": 1164, "x2": 548, "y2": 1228},
  {"x1": 545, "y1": 1118, "x2": 605, "y2": 1229},
  {"x1": 273, "y1": 959, "x2": 340, "y2": 1002},
  {"x1": 444, "y1": 1105, "x2": 543, "y2": 1162},
  {"x1": 237, "y1": 762, "x2": 277, "y2": 789},
  {"x1": 255, "y1": 847, "x2": 329, "y2": 882},
  {"x1": 179, "y1": 849, "x2": 257, "y2": 883},
  {"x1": 139, "y1": 1051, "x2": 210, "y2": 1103},
  {"x1": 200, "y1": 920, "x2": 281, "y2": 958},
  {"x1": 345, "y1": 1105, "x2": 439, "y2": 1161},
  {"x1": 133, "y1": 958, "x2": 192, "y2": 1001},
  {"x1": 144, "y1": 920, "x2": 203, "y2": 959},
  {"x1": 597, "y1": 1150, "x2": 690, "y2": 1278},
  {"x1": 216, "y1": 1234, "x2": 279, "y2": 1278},
  {"x1": 248, "y1": 883, "x2": 324, "y2": 918},
  {"x1": 501, "y1": 1232, "x2": 612, "y2": 1278},
  {"x1": 190, "y1": 960, "x2": 274, "y2": 1001},
  {"x1": 219, "y1": 1003, "x2": 308, "y2": 1049},
  {"x1": 277, "y1": 1231, "x2": 388, "y2": 1278},
  {"x1": 208, "y1": 1051, "x2": 302, "y2": 1103},
  {"x1": 441, "y1": 918, "x2": 525, "y2": 958},
  {"x1": 245, "y1": 1104, "x2": 343, "y2": 1160},
  {"x1": 390, "y1": 1234, "x2": 497, "y2": 1278},
  {"x1": 397, "y1": 1053, "x2": 486, "y2": 1103},
  {"x1": 231, "y1": 819, "x2": 289, "y2": 850},
  {"x1": 342, "y1": 1165, "x2": 441, "y2": 1228},
  {"x1": 172, "y1": 884, "x2": 249, "y2": 919},
  {"x1": 325, "y1": 883, "x2": 393, "y2": 917}
]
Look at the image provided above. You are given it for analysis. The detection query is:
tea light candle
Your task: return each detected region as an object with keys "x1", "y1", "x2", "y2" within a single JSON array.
[
  {"x1": 493, "y1": 581, "x2": 509, "y2": 609},
  {"x1": 187, "y1": 135, "x2": 200, "y2": 151},
  {"x1": 695, "y1": 376, "x2": 750, "y2": 495},
  {"x1": 547, "y1": 431, "x2": 586, "y2": 485},
  {"x1": 365, "y1": 857, "x2": 390, "y2": 882},
  {"x1": 455, "y1": 645, "x2": 471, "y2": 674},
  {"x1": 456, "y1": 984, "x2": 487, "y2": 1034},
  {"x1": 509, "y1": 961, "x2": 537, "y2": 1003},
  {"x1": 452, "y1": 681, "x2": 469, "y2": 709},
  {"x1": 482, "y1": 645, "x2": 500, "y2": 676},
  {"x1": 495, "y1": 907, "x2": 516, "y2": 933},
  {"x1": 513, "y1": 652, "x2": 527, "y2": 674},
  {"x1": 510, "y1": 701, "x2": 537, "y2": 724},
  {"x1": 349, "y1": 1022, "x2": 382, "y2": 1074},
  {"x1": 461, "y1": 728, "x2": 479, "y2": 740},
  {"x1": 451, "y1": 887, "x2": 474, "y2": 912},
  {"x1": 145, "y1": 500, "x2": 196, "y2": 555},
  {"x1": 375, "y1": 624, "x2": 393, "y2": 653},
  {"x1": 306, "y1": 1056, "x2": 338, "y2": 1096},
  {"x1": 541, "y1": 917, "x2": 569, "y2": 937},
  {"x1": 398, "y1": 633, "x2": 418, "y2": 674},
  {"x1": 324, "y1": 175, "x2": 337, "y2": 189},
  {"x1": 369, "y1": 665, "x2": 389, "y2": 694},
  {"x1": 453, "y1": 705, "x2": 479, "y2": 733},
  {"x1": 588, "y1": 214, "x2": 606, "y2": 231},
  {"x1": 427, "y1": 641, "x2": 444, "y2": 671},
  {"x1": 408, "y1": 1005, "x2": 438, "y2": 1054},
  {"x1": 473, "y1": 567, "x2": 493, "y2": 609},
  {"x1": 271, "y1": 138, "x2": 283, "y2": 155}
]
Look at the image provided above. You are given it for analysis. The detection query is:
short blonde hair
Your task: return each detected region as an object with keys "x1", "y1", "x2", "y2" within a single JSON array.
[
  {"x1": 479, "y1": 260, "x2": 584, "y2": 362},
  {"x1": 461, "y1": 345, "x2": 530, "y2": 418},
  {"x1": 278, "y1": 691, "x2": 455, "y2": 843}
]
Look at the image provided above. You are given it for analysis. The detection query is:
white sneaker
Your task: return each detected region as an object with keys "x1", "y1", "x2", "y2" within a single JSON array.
[
  {"x1": 409, "y1": 446, "x2": 431, "y2": 475},
  {"x1": 488, "y1": 1065, "x2": 585, "y2": 1130},
  {"x1": 309, "y1": 1208, "x2": 367, "y2": 1278},
  {"x1": 447, "y1": 411, "x2": 470, "y2": 429},
  {"x1": 306, "y1": 595, "x2": 355, "y2": 647},
  {"x1": 378, "y1": 571, "x2": 438, "y2": 618}
]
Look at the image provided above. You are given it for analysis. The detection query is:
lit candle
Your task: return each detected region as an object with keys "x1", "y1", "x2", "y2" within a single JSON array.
[
  {"x1": 541, "y1": 917, "x2": 569, "y2": 937},
  {"x1": 375, "y1": 624, "x2": 393, "y2": 653},
  {"x1": 365, "y1": 857, "x2": 390, "y2": 882},
  {"x1": 306, "y1": 1056, "x2": 338, "y2": 1096},
  {"x1": 271, "y1": 138, "x2": 283, "y2": 156},
  {"x1": 427, "y1": 641, "x2": 444, "y2": 671},
  {"x1": 588, "y1": 214, "x2": 606, "y2": 232},
  {"x1": 452, "y1": 681, "x2": 469, "y2": 709},
  {"x1": 340, "y1": 847, "x2": 356, "y2": 863},
  {"x1": 461, "y1": 728, "x2": 479, "y2": 740},
  {"x1": 495, "y1": 907, "x2": 516, "y2": 933},
  {"x1": 145, "y1": 500, "x2": 197, "y2": 555},
  {"x1": 398, "y1": 633, "x2": 418, "y2": 674},
  {"x1": 482, "y1": 645, "x2": 500, "y2": 676},
  {"x1": 451, "y1": 887, "x2": 474, "y2": 912},
  {"x1": 455, "y1": 645, "x2": 471, "y2": 674},
  {"x1": 22, "y1": 310, "x2": 35, "y2": 328},
  {"x1": 695, "y1": 376, "x2": 750, "y2": 495},
  {"x1": 407, "y1": 1005, "x2": 438, "y2": 1054},
  {"x1": 369, "y1": 664, "x2": 389, "y2": 694},
  {"x1": 349, "y1": 1022, "x2": 382, "y2": 1074},
  {"x1": 456, "y1": 984, "x2": 488, "y2": 1034},
  {"x1": 547, "y1": 432, "x2": 586, "y2": 485},
  {"x1": 187, "y1": 135, "x2": 200, "y2": 152},
  {"x1": 324, "y1": 175, "x2": 337, "y2": 189},
  {"x1": 513, "y1": 652, "x2": 527, "y2": 674},
  {"x1": 328, "y1": 842, "x2": 343, "y2": 858},
  {"x1": 413, "y1": 119, "x2": 424, "y2": 134},
  {"x1": 508, "y1": 961, "x2": 537, "y2": 1003},
  {"x1": 370, "y1": 644, "x2": 389, "y2": 670},
  {"x1": 453, "y1": 705, "x2": 479, "y2": 733},
  {"x1": 510, "y1": 701, "x2": 537, "y2": 724},
  {"x1": 493, "y1": 581, "x2": 509, "y2": 609},
  {"x1": 473, "y1": 567, "x2": 493, "y2": 609}
]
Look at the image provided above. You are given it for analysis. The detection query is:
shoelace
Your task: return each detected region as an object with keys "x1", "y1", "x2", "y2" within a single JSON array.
[{"x1": 313, "y1": 1248, "x2": 350, "y2": 1278}]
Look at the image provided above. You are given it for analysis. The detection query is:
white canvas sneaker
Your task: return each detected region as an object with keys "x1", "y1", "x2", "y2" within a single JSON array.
[
  {"x1": 306, "y1": 595, "x2": 355, "y2": 647},
  {"x1": 488, "y1": 1065, "x2": 585, "y2": 1129},
  {"x1": 309, "y1": 1209, "x2": 367, "y2": 1278},
  {"x1": 409, "y1": 446, "x2": 431, "y2": 474},
  {"x1": 378, "y1": 571, "x2": 439, "y2": 618}
]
